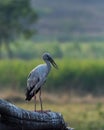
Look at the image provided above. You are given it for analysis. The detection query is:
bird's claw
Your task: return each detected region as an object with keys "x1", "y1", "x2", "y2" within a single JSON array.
[
  {"x1": 34, "y1": 110, "x2": 51, "y2": 116},
  {"x1": 34, "y1": 110, "x2": 51, "y2": 112}
]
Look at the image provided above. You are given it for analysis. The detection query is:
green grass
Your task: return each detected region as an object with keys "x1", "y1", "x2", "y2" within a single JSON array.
[
  {"x1": 1, "y1": 41, "x2": 104, "y2": 59},
  {"x1": 0, "y1": 59, "x2": 104, "y2": 95}
]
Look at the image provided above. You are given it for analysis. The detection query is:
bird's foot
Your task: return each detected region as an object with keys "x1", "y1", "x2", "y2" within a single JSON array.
[
  {"x1": 36, "y1": 110, "x2": 51, "y2": 113},
  {"x1": 33, "y1": 110, "x2": 51, "y2": 116}
]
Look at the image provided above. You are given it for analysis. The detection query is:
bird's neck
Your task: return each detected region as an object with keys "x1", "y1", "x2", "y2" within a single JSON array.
[{"x1": 46, "y1": 61, "x2": 51, "y2": 73}]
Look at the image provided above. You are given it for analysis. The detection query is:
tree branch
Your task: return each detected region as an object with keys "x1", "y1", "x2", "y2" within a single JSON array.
[{"x1": 0, "y1": 99, "x2": 73, "y2": 130}]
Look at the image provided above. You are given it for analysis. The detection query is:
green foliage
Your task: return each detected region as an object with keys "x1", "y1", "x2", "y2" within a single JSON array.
[
  {"x1": 2, "y1": 41, "x2": 104, "y2": 59},
  {"x1": 8, "y1": 41, "x2": 63, "y2": 59},
  {"x1": 0, "y1": 0, "x2": 38, "y2": 58},
  {"x1": 0, "y1": 59, "x2": 104, "y2": 95},
  {"x1": 0, "y1": 0, "x2": 37, "y2": 40}
]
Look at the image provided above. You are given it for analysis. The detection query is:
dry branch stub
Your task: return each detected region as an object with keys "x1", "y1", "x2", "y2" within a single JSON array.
[{"x1": 0, "y1": 99, "x2": 73, "y2": 130}]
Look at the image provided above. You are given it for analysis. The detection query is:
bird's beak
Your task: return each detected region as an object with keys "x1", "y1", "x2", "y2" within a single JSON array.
[{"x1": 49, "y1": 57, "x2": 58, "y2": 69}]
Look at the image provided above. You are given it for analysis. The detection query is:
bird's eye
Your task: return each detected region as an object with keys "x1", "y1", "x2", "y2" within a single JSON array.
[{"x1": 46, "y1": 55, "x2": 48, "y2": 59}]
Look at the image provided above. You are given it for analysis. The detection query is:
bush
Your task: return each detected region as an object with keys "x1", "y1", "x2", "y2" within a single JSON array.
[{"x1": 0, "y1": 59, "x2": 104, "y2": 95}]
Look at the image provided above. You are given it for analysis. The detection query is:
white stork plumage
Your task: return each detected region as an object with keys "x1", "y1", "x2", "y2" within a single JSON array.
[{"x1": 25, "y1": 52, "x2": 58, "y2": 111}]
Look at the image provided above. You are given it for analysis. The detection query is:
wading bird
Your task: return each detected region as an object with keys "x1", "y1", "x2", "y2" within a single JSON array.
[{"x1": 25, "y1": 52, "x2": 58, "y2": 111}]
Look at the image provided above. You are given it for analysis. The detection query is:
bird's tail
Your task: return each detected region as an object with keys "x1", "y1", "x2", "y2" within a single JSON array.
[
  {"x1": 25, "y1": 89, "x2": 34, "y2": 101},
  {"x1": 25, "y1": 94, "x2": 34, "y2": 101}
]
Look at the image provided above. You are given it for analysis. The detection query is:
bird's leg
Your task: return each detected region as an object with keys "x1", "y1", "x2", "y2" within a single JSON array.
[
  {"x1": 38, "y1": 89, "x2": 51, "y2": 116},
  {"x1": 34, "y1": 95, "x2": 36, "y2": 111},
  {"x1": 39, "y1": 89, "x2": 43, "y2": 112}
]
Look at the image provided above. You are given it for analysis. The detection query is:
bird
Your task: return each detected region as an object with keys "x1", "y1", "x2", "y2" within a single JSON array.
[{"x1": 25, "y1": 52, "x2": 58, "y2": 112}]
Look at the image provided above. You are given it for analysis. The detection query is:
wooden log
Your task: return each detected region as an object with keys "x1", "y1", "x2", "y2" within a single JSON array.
[{"x1": 0, "y1": 99, "x2": 73, "y2": 130}]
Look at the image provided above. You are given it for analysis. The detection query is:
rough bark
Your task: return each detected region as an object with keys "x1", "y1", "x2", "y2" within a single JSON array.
[{"x1": 0, "y1": 99, "x2": 73, "y2": 130}]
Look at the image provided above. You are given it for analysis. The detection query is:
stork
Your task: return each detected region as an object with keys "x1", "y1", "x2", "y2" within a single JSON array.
[{"x1": 25, "y1": 52, "x2": 58, "y2": 111}]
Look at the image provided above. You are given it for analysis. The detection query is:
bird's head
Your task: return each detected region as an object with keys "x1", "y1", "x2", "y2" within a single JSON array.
[{"x1": 42, "y1": 53, "x2": 58, "y2": 69}]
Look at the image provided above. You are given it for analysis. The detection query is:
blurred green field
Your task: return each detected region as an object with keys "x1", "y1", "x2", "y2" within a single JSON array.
[
  {"x1": 1, "y1": 41, "x2": 104, "y2": 59},
  {"x1": 0, "y1": 59, "x2": 104, "y2": 95}
]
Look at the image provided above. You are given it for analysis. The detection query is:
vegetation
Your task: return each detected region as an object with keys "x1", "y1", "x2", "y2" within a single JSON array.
[
  {"x1": 0, "y1": 41, "x2": 104, "y2": 130},
  {"x1": 1, "y1": 41, "x2": 104, "y2": 59},
  {"x1": 0, "y1": 59, "x2": 104, "y2": 95},
  {"x1": 0, "y1": 0, "x2": 38, "y2": 58},
  {"x1": 0, "y1": 1, "x2": 104, "y2": 130}
]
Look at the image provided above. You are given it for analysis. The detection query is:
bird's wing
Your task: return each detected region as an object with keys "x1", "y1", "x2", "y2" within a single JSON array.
[
  {"x1": 27, "y1": 77, "x2": 39, "y2": 89},
  {"x1": 25, "y1": 72, "x2": 39, "y2": 101}
]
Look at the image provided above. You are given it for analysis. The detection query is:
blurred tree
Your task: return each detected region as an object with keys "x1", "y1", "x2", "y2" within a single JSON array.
[{"x1": 0, "y1": 0, "x2": 38, "y2": 58}]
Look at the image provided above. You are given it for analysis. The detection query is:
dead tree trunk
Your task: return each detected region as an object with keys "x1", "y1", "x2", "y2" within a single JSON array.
[{"x1": 0, "y1": 99, "x2": 73, "y2": 130}]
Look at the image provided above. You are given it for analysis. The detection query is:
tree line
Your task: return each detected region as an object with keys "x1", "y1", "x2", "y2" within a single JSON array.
[{"x1": 0, "y1": 0, "x2": 38, "y2": 58}]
